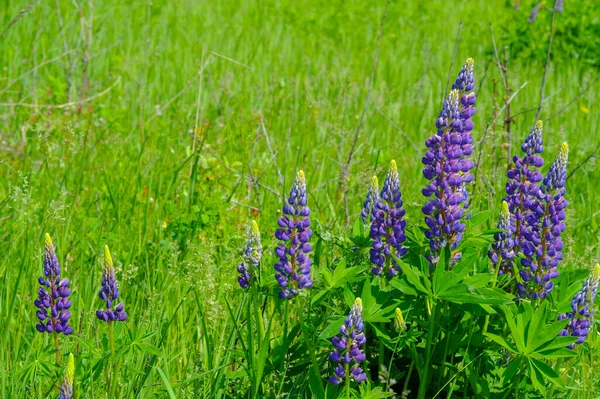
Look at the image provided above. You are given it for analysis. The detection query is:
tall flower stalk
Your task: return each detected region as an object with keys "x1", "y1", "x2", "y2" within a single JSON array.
[
  {"x1": 274, "y1": 170, "x2": 313, "y2": 298},
  {"x1": 517, "y1": 143, "x2": 568, "y2": 299},
  {"x1": 237, "y1": 220, "x2": 263, "y2": 288},
  {"x1": 360, "y1": 176, "x2": 379, "y2": 224},
  {"x1": 59, "y1": 353, "x2": 75, "y2": 399},
  {"x1": 422, "y1": 58, "x2": 476, "y2": 266},
  {"x1": 329, "y1": 298, "x2": 367, "y2": 388},
  {"x1": 369, "y1": 161, "x2": 407, "y2": 276},
  {"x1": 558, "y1": 264, "x2": 600, "y2": 348},
  {"x1": 34, "y1": 234, "x2": 73, "y2": 363}
]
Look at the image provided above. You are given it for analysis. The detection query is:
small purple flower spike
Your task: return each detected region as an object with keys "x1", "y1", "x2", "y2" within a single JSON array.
[
  {"x1": 517, "y1": 143, "x2": 568, "y2": 299},
  {"x1": 274, "y1": 170, "x2": 313, "y2": 298},
  {"x1": 488, "y1": 201, "x2": 516, "y2": 276},
  {"x1": 96, "y1": 246, "x2": 127, "y2": 322},
  {"x1": 58, "y1": 353, "x2": 75, "y2": 399},
  {"x1": 422, "y1": 58, "x2": 476, "y2": 267},
  {"x1": 34, "y1": 234, "x2": 73, "y2": 335},
  {"x1": 369, "y1": 161, "x2": 407, "y2": 276},
  {"x1": 329, "y1": 298, "x2": 367, "y2": 385},
  {"x1": 237, "y1": 220, "x2": 262, "y2": 289},
  {"x1": 558, "y1": 264, "x2": 600, "y2": 348},
  {"x1": 360, "y1": 176, "x2": 379, "y2": 224}
]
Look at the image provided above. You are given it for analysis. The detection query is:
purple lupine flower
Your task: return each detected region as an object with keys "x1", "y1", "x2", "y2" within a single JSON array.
[
  {"x1": 237, "y1": 220, "x2": 262, "y2": 288},
  {"x1": 369, "y1": 160, "x2": 407, "y2": 276},
  {"x1": 505, "y1": 121, "x2": 544, "y2": 271},
  {"x1": 274, "y1": 170, "x2": 313, "y2": 298},
  {"x1": 34, "y1": 234, "x2": 73, "y2": 335},
  {"x1": 96, "y1": 246, "x2": 127, "y2": 322},
  {"x1": 360, "y1": 176, "x2": 379, "y2": 224},
  {"x1": 488, "y1": 201, "x2": 516, "y2": 275},
  {"x1": 329, "y1": 298, "x2": 367, "y2": 385},
  {"x1": 528, "y1": 2, "x2": 543, "y2": 23},
  {"x1": 554, "y1": 0, "x2": 564, "y2": 12},
  {"x1": 517, "y1": 143, "x2": 568, "y2": 299},
  {"x1": 58, "y1": 353, "x2": 75, "y2": 399},
  {"x1": 422, "y1": 58, "x2": 476, "y2": 266},
  {"x1": 558, "y1": 264, "x2": 600, "y2": 348}
]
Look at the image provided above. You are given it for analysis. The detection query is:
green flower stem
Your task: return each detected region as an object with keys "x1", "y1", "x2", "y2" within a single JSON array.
[{"x1": 418, "y1": 300, "x2": 439, "y2": 399}]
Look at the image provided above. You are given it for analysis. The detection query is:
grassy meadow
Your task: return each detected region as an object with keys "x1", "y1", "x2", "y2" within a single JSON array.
[{"x1": 1, "y1": 0, "x2": 599, "y2": 397}]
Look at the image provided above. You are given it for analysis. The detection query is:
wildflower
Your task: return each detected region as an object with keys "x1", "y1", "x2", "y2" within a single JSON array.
[
  {"x1": 360, "y1": 176, "x2": 379, "y2": 224},
  {"x1": 274, "y1": 170, "x2": 313, "y2": 298},
  {"x1": 59, "y1": 353, "x2": 75, "y2": 399},
  {"x1": 528, "y1": 3, "x2": 543, "y2": 23},
  {"x1": 237, "y1": 220, "x2": 263, "y2": 289},
  {"x1": 329, "y1": 298, "x2": 367, "y2": 385},
  {"x1": 394, "y1": 308, "x2": 406, "y2": 332},
  {"x1": 96, "y1": 246, "x2": 127, "y2": 322},
  {"x1": 422, "y1": 58, "x2": 476, "y2": 266},
  {"x1": 34, "y1": 234, "x2": 73, "y2": 335},
  {"x1": 558, "y1": 264, "x2": 600, "y2": 348},
  {"x1": 369, "y1": 161, "x2": 407, "y2": 276},
  {"x1": 488, "y1": 201, "x2": 516, "y2": 275},
  {"x1": 518, "y1": 143, "x2": 568, "y2": 299}
]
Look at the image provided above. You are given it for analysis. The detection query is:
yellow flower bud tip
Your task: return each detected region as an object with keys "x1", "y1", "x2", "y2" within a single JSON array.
[
  {"x1": 354, "y1": 297, "x2": 362, "y2": 312},
  {"x1": 371, "y1": 175, "x2": 379, "y2": 189},
  {"x1": 466, "y1": 58, "x2": 474, "y2": 69},
  {"x1": 390, "y1": 160, "x2": 397, "y2": 173},
  {"x1": 44, "y1": 233, "x2": 54, "y2": 250},
  {"x1": 500, "y1": 201, "x2": 510, "y2": 217},
  {"x1": 65, "y1": 353, "x2": 75, "y2": 385},
  {"x1": 535, "y1": 120, "x2": 543, "y2": 130},
  {"x1": 297, "y1": 170, "x2": 305, "y2": 181},
  {"x1": 394, "y1": 308, "x2": 407, "y2": 331},
  {"x1": 104, "y1": 245, "x2": 113, "y2": 271},
  {"x1": 592, "y1": 264, "x2": 600, "y2": 281},
  {"x1": 251, "y1": 220, "x2": 260, "y2": 235}
]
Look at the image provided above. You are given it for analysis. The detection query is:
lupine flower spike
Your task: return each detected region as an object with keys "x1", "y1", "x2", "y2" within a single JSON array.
[
  {"x1": 518, "y1": 143, "x2": 568, "y2": 299},
  {"x1": 369, "y1": 160, "x2": 407, "y2": 276},
  {"x1": 237, "y1": 220, "x2": 263, "y2": 288},
  {"x1": 558, "y1": 264, "x2": 600, "y2": 348},
  {"x1": 329, "y1": 298, "x2": 367, "y2": 385},
  {"x1": 59, "y1": 353, "x2": 75, "y2": 399},
  {"x1": 96, "y1": 246, "x2": 127, "y2": 322},
  {"x1": 360, "y1": 176, "x2": 379, "y2": 224},
  {"x1": 488, "y1": 201, "x2": 516, "y2": 275},
  {"x1": 274, "y1": 170, "x2": 313, "y2": 298},
  {"x1": 35, "y1": 233, "x2": 73, "y2": 335},
  {"x1": 505, "y1": 121, "x2": 544, "y2": 277},
  {"x1": 422, "y1": 58, "x2": 476, "y2": 267},
  {"x1": 394, "y1": 308, "x2": 407, "y2": 333}
]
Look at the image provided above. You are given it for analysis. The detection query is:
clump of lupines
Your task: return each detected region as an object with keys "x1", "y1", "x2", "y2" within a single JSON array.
[
  {"x1": 369, "y1": 160, "x2": 407, "y2": 276},
  {"x1": 488, "y1": 201, "x2": 516, "y2": 275},
  {"x1": 59, "y1": 353, "x2": 75, "y2": 399},
  {"x1": 274, "y1": 170, "x2": 313, "y2": 298},
  {"x1": 504, "y1": 121, "x2": 544, "y2": 274},
  {"x1": 360, "y1": 176, "x2": 379, "y2": 224},
  {"x1": 329, "y1": 298, "x2": 367, "y2": 385},
  {"x1": 558, "y1": 264, "x2": 600, "y2": 349},
  {"x1": 517, "y1": 143, "x2": 568, "y2": 299},
  {"x1": 96, "y1": 246, "x2": 127, "y2": 322},
  {"x1": 422, "y1": 58, "x2": 476, "y2": 266},
  {"x1": 35, "y1": 234, "x2": 73, "y2": 335},
  {"x1": 237, "y1": 220, "x2": 263, "y2": 288}
]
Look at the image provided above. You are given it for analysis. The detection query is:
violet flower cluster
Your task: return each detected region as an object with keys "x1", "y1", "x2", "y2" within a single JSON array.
[
  {"x1": 59, "y1": 353, "x2": 75, "y2": 399},
  {"x1": 274, "y1": 170, "x2": 313, "y2": 298},
  {"x1": 369, "y1": 161, "x2": 407, "y2": 276},
  {"x1": 558, "y1": 264, "x2": 600, "y2": 349},
  {"x1": 422, "y1": 58, "x2": 476, "y2": 266},
  {"x1": 96, "y1": 246, "x2": 127, "y2": 322},
  {"x1": 237, "y1": 220, "x2": 263, "y2": 289},
  {"x1": 517, "y1": 143, "x2": 568, "y2": 299},
  {"x1": 360, "y1": 176, "x2": 379, "y2": 224},
  {"x1": 329, "y1": 298, "x2": 367, "y2": 385},
  {"x1": 488, "y1": 201, "x2": 515, "y2": 275},
  {"x1": 35, "y1": 234, "x2": 73, "y2": 335}
]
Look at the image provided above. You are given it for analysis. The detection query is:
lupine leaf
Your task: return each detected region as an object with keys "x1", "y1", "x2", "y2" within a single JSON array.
[
  {"x1": 468, "y1": 209, "x2": 494, "y2": 228},
  {"x1": 485, "y1": 333, "x2": 518, "y2": 353}
]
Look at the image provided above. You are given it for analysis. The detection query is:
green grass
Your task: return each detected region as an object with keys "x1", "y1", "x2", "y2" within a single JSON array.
[{"x1": 1, "y1": 0, "x2": 599, "y2": 397}]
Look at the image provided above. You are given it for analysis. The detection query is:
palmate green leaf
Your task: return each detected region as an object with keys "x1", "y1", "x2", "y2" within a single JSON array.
[
  {"x1": 524, "y1": 302, "x2": 549, "y2": 352},
  {"x1": 468, "y1": 209, "x2": 495, "y2": 228},
  {"x1": 484, "y1": 333, "x2": 518, "y2": 353},
  {"x1": 318, "y1": 317, "x2": 345, "y2": 339},
  {"x1": 529, "y1": 358, "x2": 563, "y2": 387},
  {"x1": 529, "y1": 319, "x2": 571, "y2": 353},
  {"x1": 395, "y1": 257, "x2": 432, "y2": 297},
  {"x1": 528, "y1": 358, "x2": 547, "y2": 395},
  {"x1": 502, "y1": 356, "x2": 522, "y2": 383}
]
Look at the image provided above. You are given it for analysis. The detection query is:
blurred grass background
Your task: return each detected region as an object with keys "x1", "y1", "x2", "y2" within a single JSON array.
[{"x1": 1, "y1": 0, "x2": 599, "y2": 396}]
